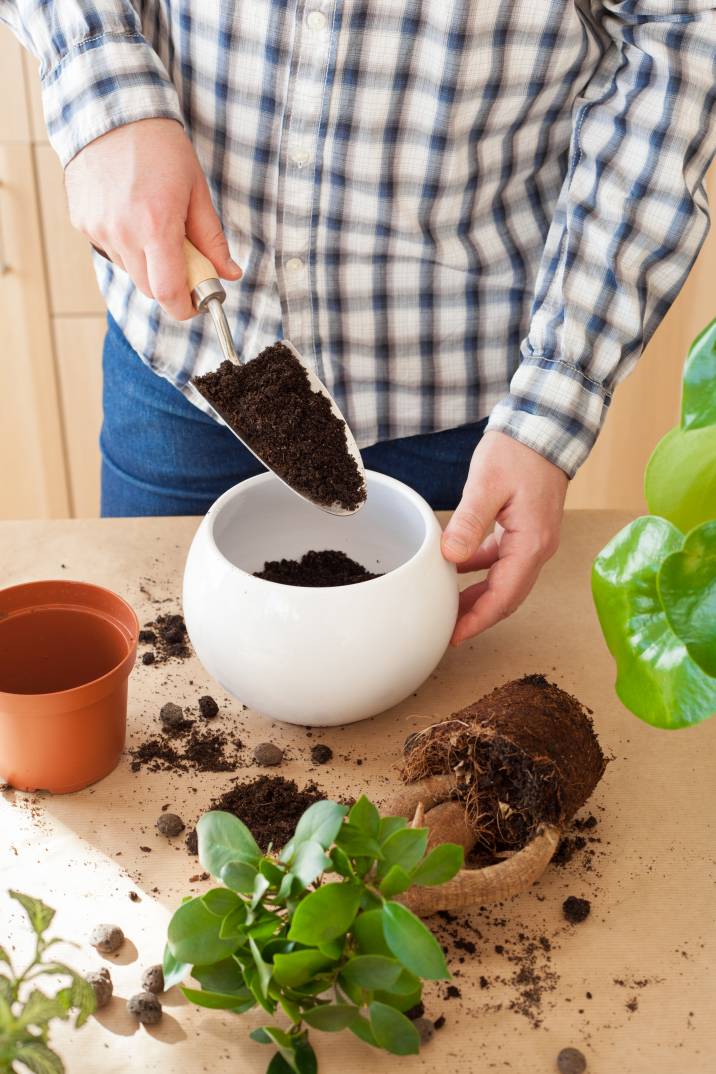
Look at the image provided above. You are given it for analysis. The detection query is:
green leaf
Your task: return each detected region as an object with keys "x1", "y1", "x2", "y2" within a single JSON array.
[
  {"x1": 657, "y1": 520, "x2": 716, "y2": 677},
  {"x1": 67, "y1": 973, "x2": 97, "y2": 1028},
  {"x1": 250, "y1": 873, "x2": 271, "y2": 909},
  {"x1": 192, "y1": 956, "x2": 245, "y2": 993},
  {"x1": 202, "y1": 887, "x2": 241, "y2": 918},
  {"x1": 349, "y1": 1011, "x2": 378, "y2": 1047},
  {"x1": 382, "y1": 902, "x2": 449, "y2": 980},
  {"x1": 352, "y1": 910, "x2": 392, "y2": 956},
  {"x1": 348, "y1": 796, "x2": 380, "y2": 836},
  {"x1": 335, "y1": 824, "x2": 383, "y2": 860},
  {"x1": 182, "y1": 985, "x2": 253, "y2": 1010},
  {"x1": 380, "y1": 828, "x2": 428, "y2": 874},
  {"x1": 374, "y1": 981, "x2": 422, "y2": 1012},
  {"x1": 378, "y1": 865, "x2": 413, "y2": 897},
  {"x1": 410, "y1": 843, "x2": 464, "y2": 886},
  {"x1": 167, "y1": 896, "x2": 239, "y2": 965},
  {"x1": 288, "y1": 884, "x2": 362, "y2": 946},
  {"x1": 219, "y1": 904, "x2": 248, "y2": 939},
  {"x1": 17, "y1": 990, "x2": 69, "y2": 1030},
  {"x1": 378, "y1": 816, "x2": 408, "y2": 844},
  {"x1": 9, "y1": 891, "x2": 55, "y2": 935},
  {"x1": 329, "y1": 846, "x2": 354, "y2": 877},
  {"x1": 318, "y1": 939, "x2": 343, "y2": 960},
  {"x1": 593, "y1": 516, "x2": 716, "y2": 728},
  {"x1": 368, "y1": 1001, "x2": 420, "y2": 1055},
  {"x1": 645, "y1": 425, "x2": 716, "y2": 534},
  {"x1": 293, "y1": 1038, "x2": 318, "y2": 1074},
  {"x1": 281, "y1": 801, "x2": 347, "y2": 861},
  {"x1": 267, "y1": 1055, "x2": 294, "y2": 1074},
  {"x1": 681, "y1": 317, "x2": 716, "y2": 432},
  {"x1": 163, "y1": 944, "x2": 191, "y2": 990},
  {"x1": 243, "y1": 965, "x2": 277, "y2": 1014},
  {"x1": 290, "y1": 842, "x2": 331, "y2": 889},
  {"x1": 0, "y1": 946, "x2": 11, "y2": 969},
  {"x1": 273, "y1": 950, "x2": 336, "y2": 988},
  {"x1": 13, "y1": 1042, "x2": 64, "y2": 1074},
  {"x1": 339, "y1": 955, "x2": 403, "y2": 990},
  {"x1": 221, "y1": 860, "x2": 258, "y2": 893},
  {"x1": 249, "y1": 936, "x2": 272, "y2": 998},
  {"x1": 197, "y1": 811, "x2": 261, "y2": 880},
  {"x1": 0, "y1": 974, "x2": 12, "y2": 1004},
  {"x1": 259, "y1": 858, "x2": 285, "y2": 885},
  {"x1": 302, "y1": 1003, "x2": 358, "y2": 1031}
]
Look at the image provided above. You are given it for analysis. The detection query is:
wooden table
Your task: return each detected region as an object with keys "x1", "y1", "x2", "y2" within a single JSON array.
[{"x1": 1, "y1": 513, "x2": 714, "y2": 1073}]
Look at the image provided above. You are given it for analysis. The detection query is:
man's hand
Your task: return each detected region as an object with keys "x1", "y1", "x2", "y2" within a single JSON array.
[
  {"x1": 64, "y1": 118, "x2": 241, "y2": 319},
  {"x1": 442, "y1": 431, "x2": 568, "y2": 645}
]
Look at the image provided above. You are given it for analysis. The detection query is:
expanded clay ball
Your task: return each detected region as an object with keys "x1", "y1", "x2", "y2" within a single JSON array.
[
  {"x1": 414, "y1": 1017, "x2": 435, "y2": 1045},
  {"x1": 156, "y1": 813, "x2": 185, "y2": 837},
  {"x1": 159, "y1": 702, "x2": 185, "y2": 730},
  {"x1": 141, "y1": 965, "x2": 165, "y2": 994},
  {"x1": 89, "y1": 924, "x2": 124, "y2": 954},
  {"x1": 253, "y1": 742, "x2": 284, "y2": 767},
  {"x1": 85, "y1": 967, "x2": 113, "y2": 1008},
  {"x1": 557, "y1": 1047, "x2": 587, "y2": 1074},
  {"x1": 198, "y1": 695, "x2": 219, "y2": 719},
  {"x1": 128, "y1": 991, "x2": 162, "y2": 1025}
]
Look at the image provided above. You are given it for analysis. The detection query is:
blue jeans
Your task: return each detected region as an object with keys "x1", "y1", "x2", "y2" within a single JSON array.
[{"x1": 100, "y1": 315, "x2": 486, "y2": 517}]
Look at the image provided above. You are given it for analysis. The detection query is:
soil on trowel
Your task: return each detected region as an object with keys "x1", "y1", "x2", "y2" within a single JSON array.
[
  {"x1": 192, "y1": 342, "x2": 366, "y2": 512},
  {"x1": 185, "y1": 775, "x2": 327, "y2": 854},
  {"x1": 254, "y1": 550, "x2": 380, "y2": 587}
]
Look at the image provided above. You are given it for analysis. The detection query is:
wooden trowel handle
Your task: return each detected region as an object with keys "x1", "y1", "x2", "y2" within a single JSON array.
[{"x1": 183, "y1": 238, "x2": 226, "y2": 310}]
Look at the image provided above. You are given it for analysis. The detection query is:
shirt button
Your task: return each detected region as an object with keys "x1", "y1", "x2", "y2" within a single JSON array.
[
  {"x1": 286, "y1": 258, "x2": 304, "y2": 272},
  {"x1": 292, "y1": 147, "x2": 311, "y2": 167},
  {"x1": 306, "y1": 10, "x2": 327, "y2": 31}
]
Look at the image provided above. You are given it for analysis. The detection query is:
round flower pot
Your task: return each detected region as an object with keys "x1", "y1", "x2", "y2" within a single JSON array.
[{"x1": 0, "y1": 580, "x2": 138, "y2": 793}]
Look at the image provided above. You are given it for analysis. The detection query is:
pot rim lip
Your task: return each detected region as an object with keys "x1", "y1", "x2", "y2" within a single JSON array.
[
  {"x1": 0, "y1": 579, "x2": 139, "y2": 703},
  {"x1": 203, "y1": 469, "x2": 447, "y2": 592}
]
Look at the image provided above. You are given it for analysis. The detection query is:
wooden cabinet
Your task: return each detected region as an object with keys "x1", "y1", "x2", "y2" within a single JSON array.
[{"x1": 0, "y1": 25, "x2": 714, "y2": 519}]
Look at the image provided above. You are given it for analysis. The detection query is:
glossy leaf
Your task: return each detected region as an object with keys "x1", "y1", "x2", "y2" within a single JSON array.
[
  {"x1": 221, "y1": 861, "x2": 258, "y2": 893},
  {"x1": 352, "y1": 910, "x2": 392, "y2": 957},
  {"x1": 329, "y1": 846, "x2": 354, "y2": 877},
  {"x1": 378, "y1": 816, "x2": 408, "y2": 844},
  {"x1": 379, "y1": 828, "x2": 428, "y2": 874},
  {"x1": 657, "y1": 520, "x2": 716, "y2": 677},
  {"x1": 288, "y1": 884, "x2": 362, "y2": 946},
  {"x1": 302, "y1": 1003, "x2": 358, "y2": 1031},
  {"x1": 272, "y1": 950, "x2": 335, "y2": 988},
  {"x1": 219, "y1": 905, "x2": 248, "y2": 939},
  {"x1": 339, "y1": 955, "x2": 403, "y2": 990},
  {"x1": 382, "y1": 902, "x2": 449, "y2": 980},
  {"x1": 373, "y1": 981, "x2": 422, "y2": 1013},
  {"x1": 681, "y1": 316, "x2": 716, "y2": 431},
  {"x1": 290, "y1": 842, "x2": 331, "y2": 889},
  {"x1": 167, "y1": 896, "x2": 239, "y2": 965},
  {"x1": 192, "y1": 956, "x2": 245, "y2": 993},
  {"x1": 197, "y1": 811, "x2": 261, "y2": 880},
  {"x1": 348, "y1": 796, "x2": 380, "y2": 836},
  {"x1": 378, "y1": 865, "x2": 413, "y2": 897},
  {"x1": 202, "y1": 887, "x2": 241, "y2": 918},
  {"x1": 182, "y1": 985, "x2": 253, "y2": 1011},
  {"x1": 593, "y1": 516, "x2": 716, "y2": 728},
  {"x1": 281, "y1": 801, "x2": 347, "y2": 861},
  {"x1": 249, "y1": 937, "x2": 272, "y2": 998},
  {"x1": 645, "y1": 424, "x2": 716, "y2": 533},
  {"x1": 410, "y1": 842, "x2": 464, "y2": 886},
  {"x1": 163, "y1": 944, "x2": 190, "y2": 990},
  {"x1": 368, "y1": 1001, "x2": 420, "y2": 1055},
  {"x1": 349, "y1": 1012, "x2": 378, "y2": 1048},
  {"x1": 335, "y1": 824, "x2": 383, "y2": 860}
]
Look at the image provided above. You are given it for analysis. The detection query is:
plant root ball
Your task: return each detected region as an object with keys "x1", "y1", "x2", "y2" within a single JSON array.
[
  {"x1": 128, "y1": 991, "x2": 163, "y2": 1025},
  {"x1": 401, "y1": 675, "x2": 606, "y2": 852},
  {"x1": 89, "y1": 924, "x2": 124, "y2": 954},
  {"x1": 85, "y1": 967, "x2": 113, "y2": 1008},
  {"x1": 141, "y1": 964, "x2": 165, "y2": 994}
]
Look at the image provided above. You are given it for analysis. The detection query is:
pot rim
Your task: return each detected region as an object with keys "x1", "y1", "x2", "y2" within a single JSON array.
[
  {"x1": 203, "y1": 469, "x2": 444, "y2": 592},
  {"x1": 0, "y1": 579, "x2": 138, "y2": 707}
]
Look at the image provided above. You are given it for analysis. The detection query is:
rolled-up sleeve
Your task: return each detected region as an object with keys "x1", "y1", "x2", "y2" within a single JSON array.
[
  {"x1": 0, "y1": 1, "x2": 183, "y2": 165},
  {"x1": 487, "y1": 0, "x2": 716, "y2": 477}
]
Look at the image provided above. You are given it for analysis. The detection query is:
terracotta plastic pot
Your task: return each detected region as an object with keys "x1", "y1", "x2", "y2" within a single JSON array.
[{"x1": 0, "y1": 580, "x2": 138, "y2": 793}]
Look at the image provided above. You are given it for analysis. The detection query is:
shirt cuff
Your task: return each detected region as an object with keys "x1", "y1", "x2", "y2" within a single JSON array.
[
  {"x1": 41, "y1": 31, "x2": 184, "y2": 166},
  {"x1": 485, "y1": 355, "x2": 612, "y2": 478}
]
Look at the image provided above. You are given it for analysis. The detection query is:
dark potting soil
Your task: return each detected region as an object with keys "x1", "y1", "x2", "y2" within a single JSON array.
[
  {"x1": 185, "y1": 775, "x2": 326, "y2": 854},
  {"x1": 130, "y1": 720, "x2": 237, "y2": 774},
  {"x1": 139, "y1": 613, "x2": 191, "y2": 663},
  {"x1": 254, "y1": 550, "x2": 380, "y2": 587},
  {"x1": 562, "y1": 896, "x2": 591, "y2": 924},
  {"x1": 192, "y1": 343, "x2": 366, "y2": 512}
]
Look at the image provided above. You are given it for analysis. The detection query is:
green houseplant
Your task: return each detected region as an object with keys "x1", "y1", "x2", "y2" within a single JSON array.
[
  {"x1": 592, "y1": 318, "x2": 716, "y2": 728},
  {"x1": 165, "y1": 797, "x2": 463, "y2": 1073},
  {"x1": 0, "y1": 892, "x2": 96, "y2": 1074}
]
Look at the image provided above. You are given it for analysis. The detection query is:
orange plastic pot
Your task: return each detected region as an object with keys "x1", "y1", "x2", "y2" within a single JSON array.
[{"x1": 0, "y1": 580, "x2": 138, "y2": 793}]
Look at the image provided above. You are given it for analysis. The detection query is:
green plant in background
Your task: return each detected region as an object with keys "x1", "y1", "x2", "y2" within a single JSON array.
[
  {"x1": 593, "y1": 317, "x2": 716, "y2": 729},
  {"x1": 165, "y1": 797, "x2": 463, "y2": 1073},
  {"x1": 0, "y1": 892, "x2": 96, "y2": 1074}
]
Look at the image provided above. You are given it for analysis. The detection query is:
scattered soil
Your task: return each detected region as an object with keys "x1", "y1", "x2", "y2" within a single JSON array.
[
  {"x1": 130, "y1": 720, "x2": 238, "y2": 774},
  {"x1": 563, "y1": 896, "x2": 591, "y2": 924},
  {"x1": 198, "y1": 695, "x2": 219, "y2": 719},
  {"x1": 141, "y1": 652, "x2": 155, "y2": 665},
  {"x1": 140, "y1": 613, "x2": 191, "y2": 663},
  {"x1": 310, "y1": 744, "x2": 333, "y2": 765},
  {"x1": 433, "y1": 1015, "x2": 446, "y2": 1030},
  {"x1": 253, "y1": 742, "x2": 285, "y2": 767},
  {"x1": 404, "y1": 1002, "x2": 425, "y2": 1021},
  {"x1": 402, "y1": 675, "x2": 606, "y2": 853},
  {"x1": 186, "y1": 775, "x2": 326, "y2": 853},
  {"x1": 193, "y1": 342, "x2": 366, "y2": 511},
  {"x1": 254, "y1": 550, "x2": 380, "y2": 587}
]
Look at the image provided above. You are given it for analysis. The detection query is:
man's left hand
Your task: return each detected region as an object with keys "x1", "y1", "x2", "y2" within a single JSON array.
[{"x1": 441, "y1": 431, "x2": 568, "y2": 645}]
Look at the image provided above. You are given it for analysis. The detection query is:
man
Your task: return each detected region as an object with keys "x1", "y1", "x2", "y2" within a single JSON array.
[{"x1": 3, "y1": 1, "x2": 714, "y2": 644}]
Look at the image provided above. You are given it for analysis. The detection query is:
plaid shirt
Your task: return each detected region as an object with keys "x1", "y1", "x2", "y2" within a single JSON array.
[{"x1": 5, "y1": 1, "x2": 716, "y2": 475}]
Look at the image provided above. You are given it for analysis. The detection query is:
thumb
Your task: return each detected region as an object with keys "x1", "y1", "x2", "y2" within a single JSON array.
[
  {"x1": 442, "y1": 481, "x2": 503, "y2": 565},
  {"x1": 186, "y1": 177, "x2": 242, "y2": 280}
]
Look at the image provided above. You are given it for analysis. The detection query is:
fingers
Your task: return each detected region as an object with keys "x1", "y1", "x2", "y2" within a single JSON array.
[
  {"x1": 186, "y1": 176, "x2": 242, "y2": 281},
  {"x1": 145, "y1": 229, "x2": 195, "y2": 320},
  {"x1": 120, "y1": 247, "x2": 151, "y2": 299},
  {"x1": 454, "y1": 531, "x2": 501, "y2": 574}
]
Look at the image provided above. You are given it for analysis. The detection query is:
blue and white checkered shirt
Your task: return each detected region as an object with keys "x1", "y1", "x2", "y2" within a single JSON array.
[{"x1": 5, "y1": 1, "x2": 716, "y2": 475}]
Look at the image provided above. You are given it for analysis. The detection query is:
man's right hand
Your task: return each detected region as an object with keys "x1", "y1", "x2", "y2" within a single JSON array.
[{"x1": 64, "y1": 118, "x2": 242, "y2": 320}]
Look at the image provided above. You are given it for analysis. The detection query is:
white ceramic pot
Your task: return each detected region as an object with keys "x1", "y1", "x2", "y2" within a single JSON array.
[{"x1": 183, "y1": 471, "x2": 458, "y2": 726}]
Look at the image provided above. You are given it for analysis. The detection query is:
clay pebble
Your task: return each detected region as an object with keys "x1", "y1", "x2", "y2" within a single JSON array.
[
  {"x1": 414, "y1": 1017, "x2": 435, "y2": 1045},
  {"x1": 557, "y1": 1047, "x2": 587, "y2": 1074},
  {"x1": 253, "y1": 742, "x2": 284, "y2": 767},
  {"x1": 198, "y1": 695, "x2": 219, "y2": 719},
  {"x1": 159, "y1": 702, "x2": 185, "y2": 730},
  {"x1": 89, "y1": 924, "x2": 124, "y2": 954},
  {"x1": 128, "y1": 991, "x2": 162, "y2": 1025},
  {"x1": 85, "y1": 967, "x2": 113, "y2": 1008},
  {"x1": 310, "y1": 744, "x2": 333, "y2": 765},
  {"x1": 156, "y1": 813, "x2": 185, "y2": 838},
  {"x1": 141, "y1": 964, "x2": 165, "y2": 995},
  {"x1": 562, "y1": 896, "x2": 591, "y2": 924}
]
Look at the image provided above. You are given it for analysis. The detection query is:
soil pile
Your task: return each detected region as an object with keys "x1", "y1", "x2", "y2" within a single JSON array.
[
  {"x1": 138, "y1": 613, "x2": 191, "y2": 663},
  {"x1": 185, "y1": 775, "x2": 326, "y2": 854},
  {"x1": 254, "y1": 550, "x2": 380, "y2": 587},
  {"x1": 193, "y1": 343, "x2": 366, "y2": 511}
]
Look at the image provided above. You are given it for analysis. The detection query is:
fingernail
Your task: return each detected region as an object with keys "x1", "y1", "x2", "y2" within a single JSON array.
[
  {"x1": 229, "y1": 258, "x2": 242, "y2": 274},
  {"x1": 443, "y1": 535, "x2": 469, "y2": 560}
]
